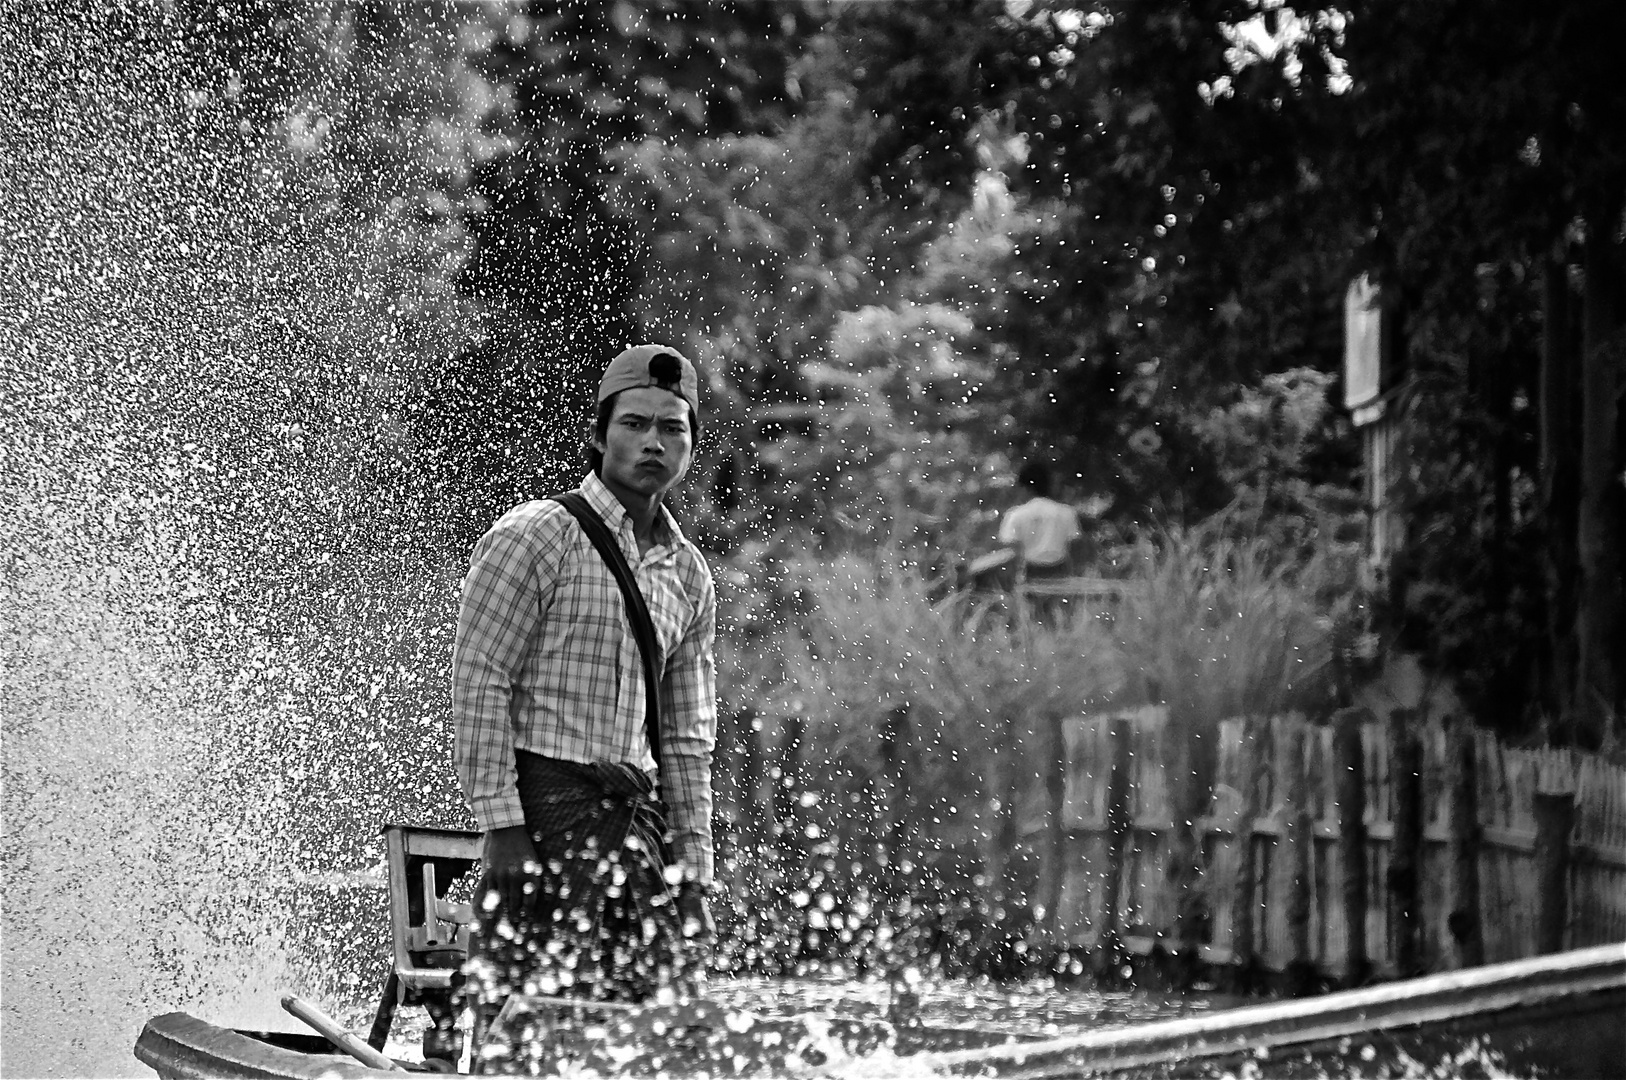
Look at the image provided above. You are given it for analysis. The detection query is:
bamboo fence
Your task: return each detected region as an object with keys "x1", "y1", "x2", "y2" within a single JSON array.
[{"x1": 1055, "y1": 707, "x2": 1626, "y2": 983}]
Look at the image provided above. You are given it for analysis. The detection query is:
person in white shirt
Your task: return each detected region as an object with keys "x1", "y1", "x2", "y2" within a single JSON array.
[{"x1": 997, "y1": 461, "x2": 1082, "y2": 581}]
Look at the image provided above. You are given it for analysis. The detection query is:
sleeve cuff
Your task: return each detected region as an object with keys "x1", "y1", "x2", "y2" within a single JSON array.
[
  {"x1": 672, "y1": 846, "x2": 714, "y2": 888},
  {"x1": 472, "y1": 794, "x2": 527, "y2": 833}
]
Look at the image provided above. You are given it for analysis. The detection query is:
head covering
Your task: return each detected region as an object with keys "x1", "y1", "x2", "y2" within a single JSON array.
[{"x1": 598, "y1": 344, "x2": 700, "y2": 418}]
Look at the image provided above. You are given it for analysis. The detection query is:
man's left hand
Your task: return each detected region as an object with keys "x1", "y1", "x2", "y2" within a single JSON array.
[{"x1": 677, "y1": 882, "x2": 715, "y2": 943}]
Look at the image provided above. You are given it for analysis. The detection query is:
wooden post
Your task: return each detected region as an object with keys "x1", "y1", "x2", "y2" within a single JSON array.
[
  {"x1": 1447, "y1": 720, "x2": 1484, "y2": 968},
  {"x1": 1227, "y1": 715, "x2": 1266, "y2": 991},
  {"x1": 1164, "y1": 709, "x2": 1215, "y2": 989},
  {"x1": 1333, "y1": 708, "x2": 1369, "y2": 986},
  {"x1": 1283, "y1": 719, "x2": 1316, "y2": 995},
  {"x1": 1388, "y1": 711, "x2": 1424, "y2": 977},
  {"x1": 1041, "y1": 713, "x2": 1068, "y2": 946},
  {"x1": 1533, "y1": 791, "x2": 1575, "y2": 955},
  {"x1": 1096, "y1": 714, "x2": 1134, "y2": 979}
]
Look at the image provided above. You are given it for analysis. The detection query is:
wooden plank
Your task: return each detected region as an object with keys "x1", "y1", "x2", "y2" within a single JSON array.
[
  {"x1": 1097, "y1": 713, "x2": 1134, "y2": 971},
  {"x1": 1041, "y1": 713, "x2": 1069, "y2": 943},
  {"x1": 1535, "y1": 791, "x2": 1576, "y2": 955},
  {"x1": 1261, "y1": 714, "x2": 1305, "y2": 974},
  {"x1": 1226, "y1": 715, "x2": 1267, "y2": 984},
  {"x1": 1283, "y1": 718, "x2": 1314, "y2": 991},
  {"x1": 1057, "y1": 830, "x2": 1113, "y2": 947},
  {"x1": 1203, "y1": 714, "x2": 1252, "y2": 971},
  {"x1": 1417, "y1": 720, "x2": 1450, "y2": 970},
  {"x1": 1334, "y1": 708, "x2": 1368, "y2": 986},
  {"x1": 1389, "y1": 711, "x2": 1424, "y2": 977},
  {"x1": 1364, "y1": 719, "x2": 1394, "y2": 975},
  {"x1": 1062, "y1": 715, "x2": 1111, "y2": 829},
  {"x1": 1305, "y1": 723, "x2": 1335, "y2": 976},
  {"x1": 1448, "y1": 718, "x2": 1484, "y2": 968},
  {"x1": 1479, "y1": 735, "x2": 1534, "y2": 963},
  {"x1": 1570, "y1": 755, "x2": 1626, "y2": 947},
  {"x1": 1052, "y1": 705, "x2": 1626, "y2": 970}
]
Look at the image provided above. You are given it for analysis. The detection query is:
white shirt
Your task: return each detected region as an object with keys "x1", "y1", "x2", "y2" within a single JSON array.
[{"x1": 998, "y1": 496, "x2": 1081, "y2": 568}]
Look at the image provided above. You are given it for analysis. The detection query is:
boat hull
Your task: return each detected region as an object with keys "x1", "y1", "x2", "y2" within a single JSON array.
[
  {"x1": 135, "y1": 943, "x2": 1626, "y2": 1079},
  {"x1": 135, "y1": 1012, "x2": 393, "y2": 1079},
  {"x1": 923, "y1": 942, "x2": 1626, "y2": 1078}
]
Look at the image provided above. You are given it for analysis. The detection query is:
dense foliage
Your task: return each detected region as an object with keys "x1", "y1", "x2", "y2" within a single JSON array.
[{"x1": 202, "y1": 0, "x2": 1619, "y2": 745}]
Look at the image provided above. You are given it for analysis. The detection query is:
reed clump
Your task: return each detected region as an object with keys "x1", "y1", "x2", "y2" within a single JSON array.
[{"x1": 725, "y1": 515, "x2": 1358, "y2": 977}]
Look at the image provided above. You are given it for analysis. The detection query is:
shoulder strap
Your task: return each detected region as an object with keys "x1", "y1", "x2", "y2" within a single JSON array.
[{"x1": 551, "y1": 492, "x2": 663, "y2": 772}]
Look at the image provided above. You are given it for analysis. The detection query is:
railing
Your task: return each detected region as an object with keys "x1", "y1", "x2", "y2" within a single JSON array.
[{"x1": 956, "y1": 547, "x2": 1143, "y2": 607}]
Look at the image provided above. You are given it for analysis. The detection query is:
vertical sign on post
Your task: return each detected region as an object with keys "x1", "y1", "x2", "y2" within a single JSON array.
[{"x1": 1344, "y1": 275, "x2": 1404, "y2": 585}]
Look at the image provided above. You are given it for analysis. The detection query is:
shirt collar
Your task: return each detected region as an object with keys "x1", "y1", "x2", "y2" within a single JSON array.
[{"x1": 578, "y1": 472, "x2": 685, "y2": 553}]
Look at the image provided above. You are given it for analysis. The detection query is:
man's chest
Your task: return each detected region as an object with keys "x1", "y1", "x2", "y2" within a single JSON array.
[{"x1": 547, "y1": 543, "x2": 696, "y2": 658}]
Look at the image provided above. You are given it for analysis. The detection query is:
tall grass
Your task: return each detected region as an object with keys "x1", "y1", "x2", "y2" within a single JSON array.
[
  {"x1": 718, "y1": 516, "x2": 1356, "y2": 972},
  {"x1": 1113, "y1": 513, "x2": 1346, "y2": 726}
]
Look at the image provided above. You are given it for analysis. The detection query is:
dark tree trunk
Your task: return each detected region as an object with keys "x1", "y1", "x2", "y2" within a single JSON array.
[
  {"x1": 1574, "y1": 206, "x2": 1625, "y2": 747},
  {"x1": 1540, "y1": 244, "x2": 1581, "y2": 723}
]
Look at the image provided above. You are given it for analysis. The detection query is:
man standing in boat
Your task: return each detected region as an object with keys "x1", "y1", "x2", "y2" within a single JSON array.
[{"x1": 452, "y1": 344, "x2": 717, "y2": 1017}]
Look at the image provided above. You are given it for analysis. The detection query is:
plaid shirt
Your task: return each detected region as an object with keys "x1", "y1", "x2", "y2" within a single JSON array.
[{"x1": 452, "y1": 472, "x2": 717, "y2": 884}]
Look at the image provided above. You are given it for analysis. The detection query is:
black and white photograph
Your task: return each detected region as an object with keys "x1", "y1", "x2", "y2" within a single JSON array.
[{"x1": 2, "y1": 2, "x2": 1622, "y2": 1077}]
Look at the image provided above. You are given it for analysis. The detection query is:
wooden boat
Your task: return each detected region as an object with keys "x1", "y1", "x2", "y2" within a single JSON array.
[
  {"x1": 134, "y1": 825, "x2": 1626, "y2": 1078},
  {"x1": 919, "y1": 941, "x2": 1625, "y2": 1078}
]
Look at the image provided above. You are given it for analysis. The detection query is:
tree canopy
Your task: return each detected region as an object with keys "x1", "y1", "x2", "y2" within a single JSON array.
[{"x1": 218, "y1": 0, "x2": 1621, "y2": 745}]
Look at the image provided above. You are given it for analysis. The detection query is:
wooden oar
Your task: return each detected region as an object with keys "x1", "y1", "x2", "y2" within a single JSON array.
[{"x1": 282, "y1": 992, "x2": 406, "y2": 1072}]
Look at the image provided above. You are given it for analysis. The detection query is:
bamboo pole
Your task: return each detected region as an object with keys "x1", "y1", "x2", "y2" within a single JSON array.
[{"x1": 282, "y1": 994, "x2": 402, "y2": 1072}]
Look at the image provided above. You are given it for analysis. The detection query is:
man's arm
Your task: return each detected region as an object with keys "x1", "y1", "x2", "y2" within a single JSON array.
[
  {"x1": 451, "y1": 510, "x2": 559, "y2": 832},
  {"x1": 660, "y1": 557, "x2": 718, "y2": 888}
]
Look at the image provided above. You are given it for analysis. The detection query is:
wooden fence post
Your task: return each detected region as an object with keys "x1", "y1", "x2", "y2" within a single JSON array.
[
  {"x1": 1226, "y1": 715, "x2": 1266, "y2": 992},
  {"x1": 1164, "y1": 709, "x2": 1214, "y2": 989},
  {"x1": 994, "y1": 712, "x2": 1024, "y2": 903},
  {"x1": 1283, "y1": 719, "x2": 1316, "y2": 995},
  {"x1": 1095, "y1": 713, "x2": 1134, "y2": 979},
  {"x1": 1333, "y1": 708, "x2": 1369, "y2": 986},
  {"x1": 1534, "y1": 791, "x2": 1575, "y2": 954},
  {"x1": 1447, "y1": 718, "x2": 1484, "y2": 968},
  {"x1": 1388, "y1": 710, "x2": 1424, "y2": 977},
  {"x1": 1041, "y1": 713, "x2": 1068, "y2": 946}
]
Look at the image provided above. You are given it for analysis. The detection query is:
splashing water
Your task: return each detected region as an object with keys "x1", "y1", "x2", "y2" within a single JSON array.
[
  {"x1": 1, "y1": 6, "x2": 473, "y2": 1074},
  {"x1": 0, "y1": 8, "x2": 1535, "y2": 1080},
  {"x1": 1, "y1": 8, "x2": 1249, "y2": 1078}
]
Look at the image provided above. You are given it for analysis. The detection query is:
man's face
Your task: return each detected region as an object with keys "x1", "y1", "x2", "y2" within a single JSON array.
[{"x1": 594, "y1": 386, "x2": 693, "y2": 500}]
